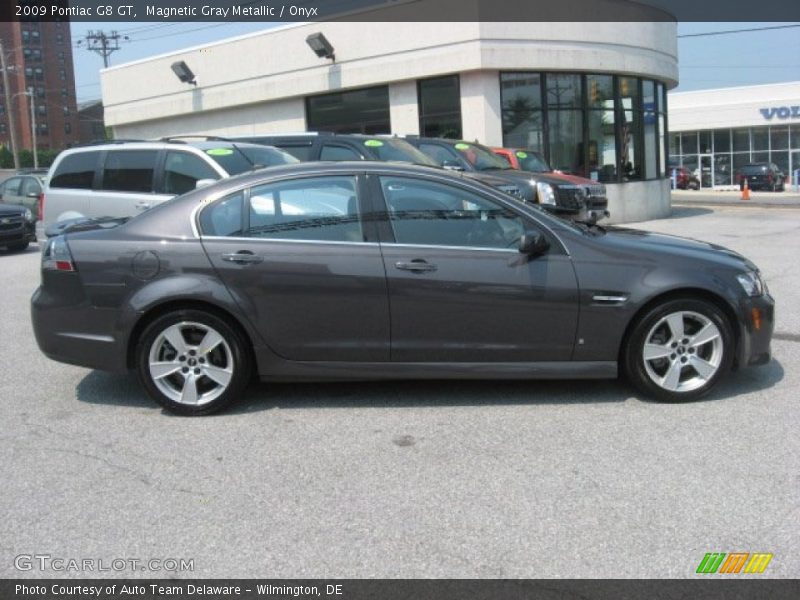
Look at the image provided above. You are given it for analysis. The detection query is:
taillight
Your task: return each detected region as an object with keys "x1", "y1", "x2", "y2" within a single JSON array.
[
  {"x1": 42, "y1": 236, "x2": 76, "y2": 272},
  {"x1": 38, "y1": 192, "x2": 44, "y2": 221}
]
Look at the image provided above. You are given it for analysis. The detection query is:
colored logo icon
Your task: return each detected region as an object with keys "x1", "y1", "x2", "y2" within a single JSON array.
[{"x1": 696, "y1": 553, "x2": 773, "y2": 574}]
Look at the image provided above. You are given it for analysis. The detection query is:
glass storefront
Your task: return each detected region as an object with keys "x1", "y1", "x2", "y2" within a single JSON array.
[
  {"x1": 500, "y1": 72, "x2": 669, "y2": 183},
  {"x1": 669, "y1": 125, "x2": 799, "y2": 188}
]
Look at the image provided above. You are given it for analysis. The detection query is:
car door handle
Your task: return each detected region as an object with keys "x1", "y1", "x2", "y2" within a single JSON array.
[
  {"x1": 135, "y1": 201, "x2": 151, "y2": 210},
  {"x1": 395, "y1": 259, "x2": 437, "y2": 273},
  {"x1": 221, "y1": 251, "x2": 263, "y2": 264}
]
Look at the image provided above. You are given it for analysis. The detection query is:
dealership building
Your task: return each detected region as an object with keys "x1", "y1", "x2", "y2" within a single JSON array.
[
  {"x1": 668, "y1": 81, "x2": 800, "y2": 189},
  {"x1": 101, "y1": 1, "x2": 678, "y2": 222}
]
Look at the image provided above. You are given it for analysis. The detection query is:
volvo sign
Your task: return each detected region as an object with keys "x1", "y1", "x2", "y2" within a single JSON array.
[{"x1": 759, "y1": 105, "x2": 800, "y2": 120}]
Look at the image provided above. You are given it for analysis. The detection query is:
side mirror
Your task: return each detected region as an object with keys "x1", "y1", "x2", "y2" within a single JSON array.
[
  {"x1": 195, "y1": 178, "x2": 217, "y2": 189},
  {"x1": 442, "y1": 160, "x2": 464, "y2": 172},
  {"x1": 518, "y1": 231, "x2": 549, "y2": 256},
  {"x1": 27, "y1": 191, "x2": 39, "y2": 198}
]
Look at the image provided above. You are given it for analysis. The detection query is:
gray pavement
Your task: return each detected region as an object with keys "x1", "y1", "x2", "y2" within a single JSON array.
[
  {"x1": 1, "y1": 205, "x2": 798, "y2": 579},
  {"x1": 671, "y1": 188, "x2": 800, "y2": 208}
]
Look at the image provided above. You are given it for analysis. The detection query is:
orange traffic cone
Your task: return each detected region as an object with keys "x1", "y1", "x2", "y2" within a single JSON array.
[{"x1": 741, "y1": 178, "x2": 750, "y2": 201}]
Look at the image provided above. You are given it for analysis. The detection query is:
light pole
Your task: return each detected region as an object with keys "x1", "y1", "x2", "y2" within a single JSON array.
[
  {"x1": 0, "y1": 39, "x2": 20, "y2": 169},
  {"x1": 11, "y1": 88, "x2": 37, "y2": 169}
]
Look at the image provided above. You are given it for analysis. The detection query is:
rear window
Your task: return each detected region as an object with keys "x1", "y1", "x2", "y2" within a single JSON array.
[
  {"x1": 516, "y1": 151, "x2": 551, "y2": 173},
  {"x1": 203, "y1": 146, "x2": 298, "y2": 176},
  {"x1": 740, "y1": 164, "x2": 768, "y2": 175},
  {"x1": 364, "y1": 138, "x2": 438, "y2": 166},
  {"x1": 101, "y1": 150, "x2": 158, "y2": 193},
  {"x1": 50, "y1": 152, "x2": 98, "y2": 189}
]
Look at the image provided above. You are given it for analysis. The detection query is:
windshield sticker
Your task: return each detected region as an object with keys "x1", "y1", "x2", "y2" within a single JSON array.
[
  {"x1": 206, "y1": 148, "x2": 234, "y2": 156},
  {"x1": 364, "y1": 140, "x2": 384, "y2": 147},
  {"x1": 516, "y1": 151, "x2": 528, "y2": 158},
  {"x1": 454, "y1": 143, "x2": 470, "y2": 150}
]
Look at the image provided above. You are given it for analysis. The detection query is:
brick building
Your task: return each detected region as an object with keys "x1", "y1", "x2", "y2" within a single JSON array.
[{"x1": 0, "y1": 19, "x2": 79, "y2": 153}]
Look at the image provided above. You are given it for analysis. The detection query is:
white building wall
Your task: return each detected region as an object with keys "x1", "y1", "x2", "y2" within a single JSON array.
[
  {"x1": 668, "y1": 81, "x2": 800, "y2": 131},
  {"x1": 388, "y1": 81, "x2": 420, "y2": 136},
  {"x1": 459, "y1": 71, "x2": 502, "y2": 146}
]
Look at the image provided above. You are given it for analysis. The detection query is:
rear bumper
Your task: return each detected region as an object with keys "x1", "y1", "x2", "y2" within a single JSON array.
[
  {"x1": 736, "y1": 293, "x2": 775, "y2": 368},
  {"x1": 31, "y1": 285, "x2": 129, "y2": 373}
]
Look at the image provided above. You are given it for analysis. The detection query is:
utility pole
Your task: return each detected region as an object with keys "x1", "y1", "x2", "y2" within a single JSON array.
[
  {"x1": 27, "y1": 87, "x2": 37, "y2": 169},
  {"x1": 79, "y1": 30, "x2": 125, "y2": 68},
  {"x1": 0, "y1": 39, "x2": 20, "y2": 169}
]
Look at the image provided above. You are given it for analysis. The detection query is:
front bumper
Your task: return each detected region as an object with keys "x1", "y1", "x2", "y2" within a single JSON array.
[
  {"x1": 736, "y1": 293, "x2": 775, "y2": 368},
  {"x1": 0, "y1": 219, "x2": 36, "y2": 246}
]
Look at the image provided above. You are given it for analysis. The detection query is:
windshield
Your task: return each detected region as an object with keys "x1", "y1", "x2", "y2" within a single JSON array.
[
  {"x1": 204, "y1": 146, "x2": 299, "y2": 176},
  {"x1": 516, "y1": 151, "x2": 551, "y2": 173},
  {"x1": 454, "y1": 142, "x2": 513, "y2": 171},
  {"x1": 740, "y1": 164, "x2": 767, "y2": 175},
  {"x1": 363, "y1": 138, "x2": 438, "y2": 166}
]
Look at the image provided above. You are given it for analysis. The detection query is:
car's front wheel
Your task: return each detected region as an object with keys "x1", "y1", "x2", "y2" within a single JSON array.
[
  {"x1": 623, "y1": 298, "x2": 734, "y2": 402},
  {"x1": 136, "y1": 310, "x2": 252, "y2": 415}
]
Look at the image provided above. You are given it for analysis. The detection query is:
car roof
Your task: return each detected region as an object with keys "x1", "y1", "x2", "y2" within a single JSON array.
[{"x1": 61, "y1": 139, "x2": 272, "y2": 153}]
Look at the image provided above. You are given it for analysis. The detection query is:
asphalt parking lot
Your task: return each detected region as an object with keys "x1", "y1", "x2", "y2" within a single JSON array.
[{"x1": 1, "y1": 204, "x2": 798, "y2": 579}]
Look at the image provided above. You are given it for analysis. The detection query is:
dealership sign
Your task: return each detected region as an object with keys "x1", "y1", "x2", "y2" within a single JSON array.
[{"x1": 759, "y1": 105, "x2": 800, "y2": 120}]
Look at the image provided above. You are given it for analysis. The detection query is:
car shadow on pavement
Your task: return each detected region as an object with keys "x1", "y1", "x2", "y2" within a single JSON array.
[
  {"x1": 666, "y1": 206, "x2": 715, "y2": 219},
  {"x1": 0, "y1": 243, "x2": 41, "y2": 256},
  {"x1": 74, "y1": 358, "x2": 785, "y2": 414}
]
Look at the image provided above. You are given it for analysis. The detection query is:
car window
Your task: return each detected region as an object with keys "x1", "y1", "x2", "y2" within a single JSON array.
[
  {"x1": 274, "y1": 144, "x2": 314, "y2": 161},
  {"x1": 101, "y1": 150, "x2": 157, "y2": 193},
  {"x1": 319, "y1": 145, "x2": 362, "y2": 161},
  {"x1": 453, "y1": 142, "x2": 513, "y2": 171},
  {"x1": 363, "y1": 139, "x2": 438, "y2": 166},
  {"x1": 198, "y1": 191, "x2": 244, "y2": 237},
  {"x1": 163, "y1": 151, "x2": 220, "y2": 195},
  {"x1": 203, "y1": 145, "x2": 298, "y2": 176},
  {"x1": 419, "y1": 143, "x2": 458, "y2": 166},
  {"x1": 2, "y1": 177, "x2": 22, "y2": 195},
  {"x1": 245, "y1": 176, "x2": 362, "y2": 242},
  {"x1": 21, "y1": 177, "x2": 41, "y2": 196},
  {"x1": 50, "y1": 152, "x2": 98, "y2": 189},
  {"x1": 379, "y1": 176, "x2": 525, "y2": 249},
  {"x1": 517, "y1": 151, "x2": 552, "y2": 173}
]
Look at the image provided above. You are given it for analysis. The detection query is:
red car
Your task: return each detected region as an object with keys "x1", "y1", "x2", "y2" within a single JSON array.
[{"x1": 670, "y1": 166, "x2": 700, "y2": 190}]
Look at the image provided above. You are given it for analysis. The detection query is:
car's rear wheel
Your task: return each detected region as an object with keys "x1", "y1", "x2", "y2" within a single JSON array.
[
  {"x1": 136, "y1": 310, "x2": 251, "y2": 415},
  {"x1": 623, "y1": 298, "x2": 734, "y2": 402}
]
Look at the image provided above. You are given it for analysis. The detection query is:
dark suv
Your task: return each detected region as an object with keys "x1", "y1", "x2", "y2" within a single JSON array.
[
  {"x1": 233, "y1": 132, "x2": 526, "y2": 201},
  {"x1": 404, "y1": 137, "x2": 608, "y2": 223},
  {"x1": 736, "y1": 163, "x2": 785, "y2": 192}
]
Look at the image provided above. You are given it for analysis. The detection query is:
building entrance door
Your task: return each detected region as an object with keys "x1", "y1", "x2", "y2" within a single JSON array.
[
  {"x1": 699, "y1": 154, "x2": 713, "y2": 188},
  {"x1": 790, "y1": 151, "x2": 800, "y2": 189}
]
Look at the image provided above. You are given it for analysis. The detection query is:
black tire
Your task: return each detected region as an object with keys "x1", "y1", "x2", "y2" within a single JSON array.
[
  {"x1": 7, "y1": 241, "x2": 29, "y2": 252},
  {"x1": 623, "y1": 298, "x2": 734, "y2": 402},
  {"x1": 135, "y1": 309, "x2": 252, "y2": 415}
]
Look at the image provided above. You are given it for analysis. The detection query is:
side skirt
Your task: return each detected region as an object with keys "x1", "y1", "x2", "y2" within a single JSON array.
[{"x1": 255, "y1": 357, "x2": 618, "y2": 382}]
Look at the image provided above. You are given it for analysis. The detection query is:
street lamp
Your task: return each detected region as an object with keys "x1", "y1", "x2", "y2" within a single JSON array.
[
  {"x1": 305, "y1": 33, "x2": 335, "y2": 61},
  {"x1": 0, "y1": 39, "x2": 20, "y2": 169},
  {"x1": 13, "y1": 88, "x2": 38, "y2": 169}
]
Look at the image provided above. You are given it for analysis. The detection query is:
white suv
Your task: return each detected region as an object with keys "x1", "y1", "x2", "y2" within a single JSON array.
[{"x1": 43, "y1": 139, "x2": 297, "y2": 228}]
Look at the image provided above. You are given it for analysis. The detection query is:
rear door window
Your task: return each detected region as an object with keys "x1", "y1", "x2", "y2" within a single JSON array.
[
  {"x1": 162, "y1": 151, "x2": 220, "y2": 195},
  {"x1": 101, "y1": 150, "x2": 158, "y2": 192},
  {"x1": 50, "y1": 152, "x2": 99, "y2": 189},
  {"x1": 275, "y1": 144, "x2": 315, "y2": 161},
  {"x1": 21, "y1": 177, "x2": 42, "y2": 196},
  {"x1": 419, "y1": 143, "x2": 459, "y2": 167},
  {"x1": 1, "y1": 177, "x2": 22, "y2": 196}
]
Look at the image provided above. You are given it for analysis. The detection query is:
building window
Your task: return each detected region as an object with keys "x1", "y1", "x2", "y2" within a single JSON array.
[
  {"x1": 36, "y1": 87, "x2": 44, "y2": 98},
  {"x1": 502, "y1": 72, "x2": 668, "y2": 184},
  {"x1": 0, "y1": 123, "x2": 5, "y2": 134},
  {"x1": 63, "y1": 106, "x2": 70, "y2": 116},
  {"x1": 59, "y1": 69, "x2": 66, "y2": 81},
  {"x1": 61, "y1": 88, "x2": 68, "y2": 99},
  {"x1": 306, "y1": 85, "x2": 390, "y2": 134},
  {"x1": 37, "y1": 105, "x2": 46, "y2": 116},
  {"x1": 34, "y1": 67, "x2": 43, "y2": 80},
  {"x1": 65, "y1": 122, "x2": 72, "y2": 135},
  {"x1": 25, "y1": 67, "x2": 33, "y2": 78},
  {"x1": 38, "y1": 123, "x2": 48, "y2": 136},
  {"x1": 418, "y1": 75, "x2": 462, "y2": 139},
  {"x1": 0, "y1": 104, "x2": 4, "y2": 115}
]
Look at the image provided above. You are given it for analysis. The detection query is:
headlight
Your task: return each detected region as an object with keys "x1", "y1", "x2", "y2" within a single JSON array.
[
  {"x1": 536, "y1": 182, "x2": 556, "y2": 206},
  {"x1": 736, "y1": 271, "x2": 765, "y2": 297},
  {"x1": 24, "y1": 208, "x2": 34, "y2": 222}
]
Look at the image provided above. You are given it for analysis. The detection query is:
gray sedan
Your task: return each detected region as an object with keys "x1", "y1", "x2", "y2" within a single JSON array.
[{"x1": 31, "y1": 162, "x2": 774, "y2": 415}]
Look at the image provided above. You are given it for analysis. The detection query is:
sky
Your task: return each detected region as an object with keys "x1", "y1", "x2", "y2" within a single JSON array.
[{"x1": 69, "y1": 21, "x2": 800, "y2": 104}]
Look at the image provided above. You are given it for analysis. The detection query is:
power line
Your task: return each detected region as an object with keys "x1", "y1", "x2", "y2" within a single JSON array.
[{"x1": 678, "y1": 24, "x2": 800, "y2": 38}]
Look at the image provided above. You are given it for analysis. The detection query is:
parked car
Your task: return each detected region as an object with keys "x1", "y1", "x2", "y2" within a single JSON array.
[
  {"x1": 42, "y1": 138, "x2": 298, "y2": 229},
  {"x1": 0, "y1": 202, "x2": 36, "y2": 251},
  {"x1": 32, "y1": 162, "x2": 774, "y2": 415},
  {"x1": 0, "y1": 172, "x2": 46, "y2": 220},
  {"x1": 735, "y1": 163, "x2": 785, "y2": 192},
  {"x1": 671, "y1": 166, "x2": 700, "y2": 190},
  {"x1": 232, "y1": 132, "x2": 526, "y2": 200},
  {"x1": 492, "y1": 147, "x2": 611, "y2": 210},
  {"x1": 405, "y1": 137, "x2": 608, "y2": 223}
]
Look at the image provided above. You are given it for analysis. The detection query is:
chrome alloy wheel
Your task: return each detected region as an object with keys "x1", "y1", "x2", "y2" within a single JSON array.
[
  {"x1": 147, "y1": 321, "x2": 234, "y2": 406},
  {"x1": 642, "y1": 310, "x2": 723, "y2": 393}
]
